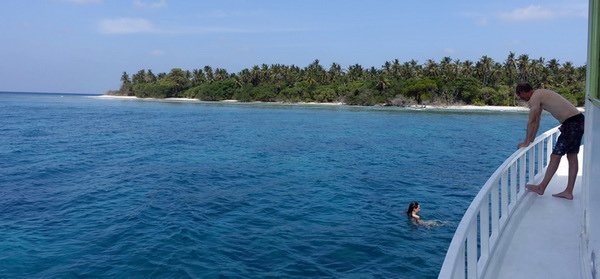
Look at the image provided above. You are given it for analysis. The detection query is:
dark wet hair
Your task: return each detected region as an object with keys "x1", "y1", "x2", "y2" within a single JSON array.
[
  {"x1": 407, "y1": 201, "x2": 419, "y2": 216},
  {"x1": 516, "y1": 83, "x2": 533, "y2": 95}
]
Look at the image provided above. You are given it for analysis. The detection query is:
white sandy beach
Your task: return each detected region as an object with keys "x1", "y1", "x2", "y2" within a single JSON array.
[
  {"x1": 405, "y1": 104, "x2": 529, "y2": 112},
  {"x1": 93, "y1": 95, "x2": 584, "y2": 112},
  {"x1": 94, "y1": 95, "x2": 200, "y2": 102}
]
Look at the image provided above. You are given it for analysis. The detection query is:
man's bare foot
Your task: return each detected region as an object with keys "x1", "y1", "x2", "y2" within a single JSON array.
[
  {"x1": 552, "y1": 191, "x2": 573, "y2": 200},
  {"x1": 526, "y1": 184, "x2": 545, "y2": 195}
]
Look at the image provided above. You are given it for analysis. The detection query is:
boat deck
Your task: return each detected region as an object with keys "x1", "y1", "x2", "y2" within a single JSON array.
[{"x1": 492, "y1": 151, "x2": 583, "y2": 279}]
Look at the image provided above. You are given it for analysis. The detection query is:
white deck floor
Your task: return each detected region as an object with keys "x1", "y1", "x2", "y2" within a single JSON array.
[{"x1": 492, "y1": 151, "x2": 583, "y2": 279}]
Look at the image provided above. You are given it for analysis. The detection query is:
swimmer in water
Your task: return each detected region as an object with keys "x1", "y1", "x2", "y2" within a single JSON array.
[
  {"x1": 406, "y1": 201, "x2": 445, "y2": 228},
  {"x1": 407, "y1": 201, "x2": 422, "y2": 223}
]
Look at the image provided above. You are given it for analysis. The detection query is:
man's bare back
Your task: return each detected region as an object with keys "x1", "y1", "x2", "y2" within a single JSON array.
[{"x1": 529, "y1": 89, "x2": 580, "y2": 123}]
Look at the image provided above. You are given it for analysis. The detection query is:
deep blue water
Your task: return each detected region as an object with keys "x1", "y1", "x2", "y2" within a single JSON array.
[{"x1": 0, "y1": 92, "x2": 555, "y2": 278}]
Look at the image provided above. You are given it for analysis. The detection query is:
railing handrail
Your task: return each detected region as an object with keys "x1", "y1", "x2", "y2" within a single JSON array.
[{"x1": 439, "y1": 126, "x2": 561, "y2": 278}]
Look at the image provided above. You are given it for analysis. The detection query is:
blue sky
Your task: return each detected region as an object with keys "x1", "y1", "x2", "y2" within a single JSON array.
[{"x1": 0, "y1": 0, "x2": 589, "y2": 94}]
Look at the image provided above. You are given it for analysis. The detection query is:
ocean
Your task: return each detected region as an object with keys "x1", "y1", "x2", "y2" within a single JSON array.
[{"x1": 0, "y1": 92, "x2": 555, "y2": 278}]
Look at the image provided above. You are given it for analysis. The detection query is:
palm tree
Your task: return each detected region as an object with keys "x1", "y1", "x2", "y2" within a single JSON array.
[
  {"x1": 382, "y1": 61, "x2": 392, "y2": 75},
  {"x1": 249, "y1": 65, "x2": 262, "y2": 86},
  {"x1": 517, "y1": 54, "x2": 530, "y2": 82},
  {"x1": 424, "y1": 59, "x2": 438, "y2": 78},
  {"x1": 146, "y1": 69, "x2": 157, "y2": 83},
  {"x1": 305, "y1": 59, "x2": 327, "y2": 84},
  {"x1": 439, "y1": 57, "x2": 455, "y2": 84},
  {"x1": 376, "y1": 74, "x2": 391, "y2": 92},
  {"x1": 461, "y1": 60, "x2": 474, "y2": 77},
  {"x1": 529, "y1": 57, "x2": 546, "y2": 87},
  {"x1": 475, "y1": 55, "x2": 494, "y2": 86},
  {"x1": 203, "y1": 65, "x2": 214, "y2": 82},
  {"x1": 328, "y1": 63, "x2": 343, "y2": 83},
  {"x1": 503, "y1": 52, "x2": 517, "y2": 88},
  {"x1": 214, "y1": 68, "x2": 230, "y2": 81},
  {"x1": 167, "y1": 68, "x2": 191, "y2": 93},
  {"x1": 270, "y1": 64, "x2": 288, "y2": 86},
  {"x1": 132, "y1": 69, "x2": 146, "y2": 84},
  {"x1": 260, "y1": 64, "x2": 270, "y2": 83},
  {"x1": 348, "y1": 64, "x2": 365, "y2": 81},
  {"x1": 561, "y1": 61, "x2": 576, "y2": 87},
  {"x1": 401, "y1": 60, "x2": 420, "y2": 79},
  {"x1": 120, "y1": 72, "x2": 130, "y2": 86},
  {"x1": 119, "y1": 72, "x2": 132, "y2": 95},
  {"x1": 391, "y1": 59, "x2": 402, "y2": 80},
  {"x1": 192, "y1": 69, "x2": 206, "y2": 86},
  {"x1": 546, "y1": 58, "x2": 561, "y2": 87}
]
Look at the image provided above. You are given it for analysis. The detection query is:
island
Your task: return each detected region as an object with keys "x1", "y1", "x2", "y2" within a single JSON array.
[{"x1": 107, "y1": 52, "x2": 585, "y2": 108}]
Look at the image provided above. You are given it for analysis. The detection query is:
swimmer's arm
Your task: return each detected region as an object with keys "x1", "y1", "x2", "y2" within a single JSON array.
[
  {"x1": 519, "y1": 104, "x2": 542, "y2": 148},
  {"x1": 411, "y1": 215, "x2": 422, "y2": 224}
]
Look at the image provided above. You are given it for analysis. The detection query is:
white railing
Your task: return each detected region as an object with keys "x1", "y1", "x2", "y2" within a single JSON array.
[{"x1": 438, "y1": 126, "x2": 561, "y2": 279}]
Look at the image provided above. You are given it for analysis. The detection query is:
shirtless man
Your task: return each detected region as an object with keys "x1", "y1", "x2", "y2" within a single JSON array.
[{"x1": 516, "y1": 83, "x2": 584, "y2": 200}]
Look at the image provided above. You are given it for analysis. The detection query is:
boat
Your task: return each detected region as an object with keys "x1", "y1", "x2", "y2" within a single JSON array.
[{"x1": 438, "y1": 0, "x2": 600, "y2": 277}]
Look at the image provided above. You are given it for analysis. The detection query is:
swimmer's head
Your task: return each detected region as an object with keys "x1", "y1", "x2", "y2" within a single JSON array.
[{"x1": 407, "y1": 201, "x2": 420, "y2": 216}]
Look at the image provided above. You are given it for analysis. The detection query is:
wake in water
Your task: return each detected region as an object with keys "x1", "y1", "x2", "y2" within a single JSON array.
[{"x1": 416, "y1": 219, "x2": 450, "y2": 229}]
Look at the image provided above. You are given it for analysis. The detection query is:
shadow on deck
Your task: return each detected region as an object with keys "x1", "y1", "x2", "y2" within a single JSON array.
[{"x1": 489, "y1": 150, "x2": 583, "y2": 279}]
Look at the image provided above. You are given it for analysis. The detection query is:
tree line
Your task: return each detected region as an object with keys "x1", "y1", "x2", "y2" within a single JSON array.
[{"x1": 109, "y1": 52, "x2": 586, "y2": 106}]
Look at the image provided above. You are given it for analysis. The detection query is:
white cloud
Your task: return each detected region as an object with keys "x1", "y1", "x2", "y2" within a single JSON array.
[
  {"x1": 203, "y1": 9, "x2": 265, "y2": 19},
  {"x1": 510, "y1": 39, "x2": 523, "y2": 46},
  {"x1": 499, "y1": 5, "x2": 554, "y2": 21},
  {"x1": 458, "y1": 12, "x2": 489, "y2": 27},
  {"x1": 64, "y1": 0, "x2": 102, "y2": 4},
  {"x1": 476, "y1": 17, "x2": 489, "y2": 26},
  {"x1": 561, "y1": 3, "x2": 588, "y2": 18},
  {"x1": 444, "y1": 48, "x2": 456, "y2": 55},
  {"x1": 171, "y1": 26, "x2": 264, "y2": 34},
  {"x1": 134, "y1": 0, "x2": 166, "y2": 9},
  {"x1": 98, "y1": 17, "x2": 306, "y2": 35},
  {"x1": 498, "y1": 4, "x2": 587, "y2": 22},
  {"x1": 96, "y1": 19, "x2": 244, "y2": 35},
  {"x1": 98, "y1": 18, "x2": 157, "y2": 34},
  {"x1": 149, "y1": 49, "x2": 165, "y2": 56},
  {"x1": 186, "y1": 26, "x2": 307, "y2": 34}
]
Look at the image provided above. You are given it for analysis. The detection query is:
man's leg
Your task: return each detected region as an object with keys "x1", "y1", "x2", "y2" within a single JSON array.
[
  {"x1": 527, "y1": 154, "x2": 562, "y2": 195},
  {"x1": 552, "y1": 153, "x2": 578, "y2": 200}
]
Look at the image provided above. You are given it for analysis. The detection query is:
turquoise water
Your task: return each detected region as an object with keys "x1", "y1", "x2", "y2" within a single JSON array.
[{"x1": 0, "y1": 92, "x2": 555, "y2": 278}]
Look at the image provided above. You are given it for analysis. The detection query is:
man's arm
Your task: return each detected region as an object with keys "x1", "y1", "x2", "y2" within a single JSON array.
[{"x1": 519, "y1": 104, "x2": 542, "y2": 148}]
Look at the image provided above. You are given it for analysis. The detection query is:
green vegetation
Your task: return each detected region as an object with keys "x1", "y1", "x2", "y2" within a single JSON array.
[{"x1": 110, "y1": 52, "x2": 586, "y2": 106}]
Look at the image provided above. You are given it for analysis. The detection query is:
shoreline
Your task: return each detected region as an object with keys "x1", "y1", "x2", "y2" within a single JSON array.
[{"x1": 93, "y1": 95, "x2": 583, "y2": 112}]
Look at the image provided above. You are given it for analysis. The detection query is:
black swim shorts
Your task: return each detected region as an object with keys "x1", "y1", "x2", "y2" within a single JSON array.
[{"x1": 553, "y1": 113, "x2": 585, "y2": 155}]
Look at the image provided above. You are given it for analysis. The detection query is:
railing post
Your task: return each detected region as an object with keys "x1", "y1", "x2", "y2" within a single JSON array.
[
  {"x1": 454, "y1": 243, "x2": 466, "y2": 278},
  {"x1": 537, "y1": 143, "x2": 544, "y2": 177},
  {"x1": 491, "y1": 179, "x2": 499, "y2": 239},
  {"x1": 479, "y1": 199, "x2": 490, "y2": 262},
  {"x1": 546, "y1": 136, "x2": 553, "y2": 167},
  {"x1": 500, "y1": 172, "x2": 508, "y2": 225},
  {"x1": 510, "y1": 163, "x2": 517, "y2": 210},
  {"x1": 467, "y1": 221, "x2": 478, "y2": 279},
  {"x1": 528, "y1": 148, "x2": 535, "y2": 183},
  {"x1": 519, "y1": 157, "x2": 526, "y2": 199}
]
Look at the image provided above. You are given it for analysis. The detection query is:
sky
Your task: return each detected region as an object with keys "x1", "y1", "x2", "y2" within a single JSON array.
[{"x1": 0, "y1": 0, "x2": 590, "y2": 94}]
